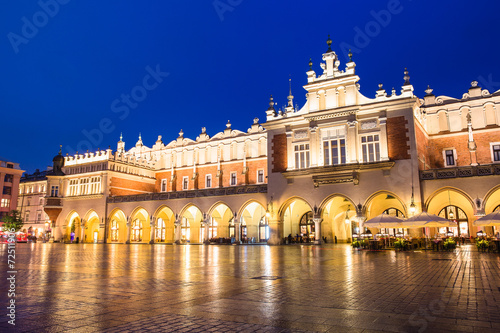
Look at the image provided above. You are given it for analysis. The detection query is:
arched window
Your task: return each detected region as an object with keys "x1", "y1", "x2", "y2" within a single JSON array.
[
  {"x1": 110, "y1": 220, "x2": 119, "y2": 242},
  {"x1": 380, "y1": 208, "x2": 406, "y2": 236},
  {"x1": 299, "y1": 211, "x2": 315, "y2": 241},
  {"x1": 131, "y1": 219, "x2": 143, "y2": 242},
  {"x1": 181, "y1": 217, "x2": 190, "y2": 241},
  {"x1": 259, "y1": 215, "x2": 269, "y2": 242},
  {"x1": 438, "y1": 205, "x2": 468, "y2": 237},
  {"x1": 155, "y1": 218, "x2": 165, "y2": 242}
]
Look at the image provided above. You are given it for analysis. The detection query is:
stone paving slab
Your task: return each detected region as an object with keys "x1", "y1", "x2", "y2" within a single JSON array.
[{"x1": 0, "y1": 243, "x2": 499, "y2": 332}]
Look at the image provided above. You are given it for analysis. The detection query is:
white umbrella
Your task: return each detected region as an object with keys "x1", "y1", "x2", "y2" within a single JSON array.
[
  {"x1": 402, "y1": 211, "x2": 455, "y2": 228},
  {"x1": 473, "y1": 211, "x2": 500, "y2": 226},
  {"x1": 364, "y1": 213, "x2": 404, "y2": 228}
]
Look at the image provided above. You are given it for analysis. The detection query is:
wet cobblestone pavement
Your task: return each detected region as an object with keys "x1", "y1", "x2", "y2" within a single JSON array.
[{"x1": 1, "y1": 243, "x2": 500, "y2": 332}]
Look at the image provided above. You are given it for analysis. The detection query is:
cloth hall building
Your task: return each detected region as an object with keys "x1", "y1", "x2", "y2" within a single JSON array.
[{"x1": 21, "y1": 40, "x2": 500, "y2": 245}]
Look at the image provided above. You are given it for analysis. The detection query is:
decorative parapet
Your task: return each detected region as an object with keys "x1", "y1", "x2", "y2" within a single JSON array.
[
  {"x1": 107, "y1": 184, "x2": 267, "y2": 203},
  {"x1": 420, "y1": 164, "x2": 500, "y2": 180}
]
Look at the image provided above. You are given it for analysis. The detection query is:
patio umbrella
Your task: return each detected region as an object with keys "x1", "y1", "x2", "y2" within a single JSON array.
[
  {"x1": 473, "y1": 211, "x2": 500, "y2": 226},
  {"x1": 364, "y1": 213, "x2": 404, "y2": 228},
  {"x1": 402, "y1": 211, "x2": 455, "y2": 228}
]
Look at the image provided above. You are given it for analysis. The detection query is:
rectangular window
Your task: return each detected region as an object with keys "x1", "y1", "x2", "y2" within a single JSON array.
[
  {"x1": 322, "y1": 127, "x2": 347, "y2": 165},
  {"x1": 51, "y1": 186, "x2": 58, "y2": 197},
  {"x1": 4, "y1": 174, "x2": 13, "y2": 183},
  {"x1": 294, "y1": 144, "x2": 310, "y2": 169},
  {"x1": 257, "y1": 170, "x2": 264, "y2": 183},
  {"x1": 206, "y1": 174, "x2": 212, "y2": 188},
  {"x1": 492, "y1": 144, "x2": 500, "y2": 162},
  {"x1": 69, "y1": 179, "x2": 78, "y2": 196},
  {"x1": 37, "y1": 212, "x2": 41, "y2": 221},
  {"x1": 445, "y1": 149, "x2": 455, "y2": 166},
  {"x1": 0, "y1": 199, "x2": 10, "y2": 208},
  {"x1": 39, "y1": 198, "x2": 44, "y2": 205},
  {"x1": 161, "y1": 179, "x2": 167, "y2": 192},
  {"x1": 230, "y1": 172, "x2": 237, "y2": 186},
  {"x1": 25, "y1": 211, "x2": 30, "y2": 222},
  {"x1": 361, "y1": 135, "x2": 380, "y2": 163},
  {"x1": 182, "y1": 177, "x2": 189, "y2": 190},
  {"x1": 3, "y1": 186, "x2": 12, "y2": 195},
  {"x1": 7, "y1": 163, "x2": 13, "y2": 168},
  {"x1": 27, "y1": 199, "x2": 31, "y2": 206}
]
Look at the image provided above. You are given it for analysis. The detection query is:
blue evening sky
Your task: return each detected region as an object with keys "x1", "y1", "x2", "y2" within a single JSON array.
[{"x1": 1, "y1": 0, "x2": 499, "y2": 173}]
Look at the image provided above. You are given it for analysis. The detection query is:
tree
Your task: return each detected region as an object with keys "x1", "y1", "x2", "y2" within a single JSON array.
[{"x1": 2, "y1": 210, "x2": 24, "y2": 232}]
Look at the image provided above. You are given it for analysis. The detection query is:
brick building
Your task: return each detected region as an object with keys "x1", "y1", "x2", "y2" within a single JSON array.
[
  {"x1": 38, "y1": 39, "x2": 500, "y2": 244},
  {"x1": 0, "y1": 157, "x2": 24, "y2": 225}
]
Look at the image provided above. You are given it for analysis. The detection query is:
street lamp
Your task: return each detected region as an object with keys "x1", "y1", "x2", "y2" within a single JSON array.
[{"x1": 344, "y1": 206, "x2": 350, "y2": 224}]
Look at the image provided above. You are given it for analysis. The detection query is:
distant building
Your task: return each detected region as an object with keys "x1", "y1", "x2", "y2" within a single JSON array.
[
  {"x1": 0, "y1": 157, "x2": 24, "y2": 224},
  {"x1": 36, "y1": 38, "x2": 500, "y2": 244},
  {"x1": 18, "y1": 169, "x2": 50, "y2": 237}
]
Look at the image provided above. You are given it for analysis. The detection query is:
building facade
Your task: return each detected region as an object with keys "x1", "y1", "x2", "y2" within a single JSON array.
[
  {"x1": 0, "y1": 157, "x2": 23, "y2": 223},
  {"x1": 39, "y1": 39, "x2": 500, "y2": 244},
  {"x1": 17, "y1": 169, "x2": 50, "y2": 237}
]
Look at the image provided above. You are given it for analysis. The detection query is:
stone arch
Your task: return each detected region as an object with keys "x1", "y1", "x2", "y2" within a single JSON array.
[
  {"x1": 82, "y1": 209, "x2": 100, "y2": 243},
  {"x1": 129, "y1": 206, "x2": 150, "y2": 243},
  {"x1": 279, "y1": 196, "x2": 313, "y2": 241},
  {"x1": 319, "y1": 194, "x2": 356, "y2": 243},
  {"x1": 425, "y1": 187, "x2": 476, "y2": 237},
  {"x1": 108, "y1": 208, "x2": 127, "y2": 243},
  {"x1": 483, "y1": 184, "x2": 500, "y2": 214},
  {"x1": 208, "y1": 202, "x2": 234, "y2": 239},
  {"x1": 238, "y1": 200, "x2": 268, "y2": 242},
  {"x1": 152, "y1": 205, "x2": 175, "y2": 243},
  {"x1": 179, "y1": 204, "x2": 203, "y2": 243},
  {"x1": 364, "y1": 190, "x2": 408, "y2": 219},
  {"x1": 64, "y1": 210, "x2": 81, "y2": 243}
]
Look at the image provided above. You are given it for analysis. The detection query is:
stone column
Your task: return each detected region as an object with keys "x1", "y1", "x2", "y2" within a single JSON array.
[
  {"x1": 80, "y1": 220, "x2": 85, "y2": 243},
  {"x1": 235, "y1": 220, "x2": 241, "y2": 244},
  {"x1": 267, "y1": 217, "x2": 283, "y2": 245},
  {"x1": 174, "y1": 217, "x2": 181, "y2": 244},
  {"x1": 149, "y1": 216, "x2": 156, "y2": 244},
  {"x1": 204, "y1": 215, "x2": 210, "y2": 243},
  {"x1": 126, "y1": 217, "x2": 131, "y2": 244},
  {"x1": 313, "y1": 217, "x2": 323, "y2": 245}
]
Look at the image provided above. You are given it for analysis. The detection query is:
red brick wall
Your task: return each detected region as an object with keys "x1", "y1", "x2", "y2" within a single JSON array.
[
  {"x1": 415, "y1": 123, "x2": 429, "y2": 170},
  {"x1": 272, "y1": 133, "x2": 287, "y2": 172},
  {"x1": 154, "y1": 160, "x2": 267, "y2": 192},
  {"x1": 387, "y1": 116, "x2": 410, "y2": 160},
  {"x1": 110, "y1": 177, "x2": 155, "y2": 196},
  {"x1": 427, "y1": 131, "x2": 500, "y2": 168}
]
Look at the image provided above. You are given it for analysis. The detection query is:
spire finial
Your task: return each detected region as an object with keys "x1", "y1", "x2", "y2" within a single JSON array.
[
  {"x1": 59, "y1": 145, "x2": 62, "y2": 155},
  {"x1": 139, "y1": 132, "x2": 142, "y2": 140},
  {"x1": 308, "y1": 58, "x2": 313, "y2": 70},
  {"x1": 226, "y1": 120, "x2": 231, "y2": 129},
  {"x1": 348, "y1": 49, "x2": 353, "y2": 62},
  {"x1": 268, "y1": 95, "x2": 276, "y2": 111},
  {"x1": 179, "y1": 129, "x2": 184, "y2": 138},
  {"x1": 287, "y1": 76, "x2": 294, "y2": 108},
  {"x1": 425, "y1": 85, "x2": 434, "y2": 96},
  {"x1": 403, "y1": 68, "x2": 411, "y2": 85},
  {"x1": 120, "y1": 132, "x2": 123, "y2": 141},
  {"x1": 326, "y1": 35, "x2": 332, "y2": 52}
]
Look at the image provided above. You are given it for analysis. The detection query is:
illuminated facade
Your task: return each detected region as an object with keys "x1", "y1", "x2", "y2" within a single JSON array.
[
  {"x1": 18, "y1": 170, "x2": 50, "y2": 237},
  {"x1": 40, "y1": 39, "x2": 500, "y2": 244},
  {"x1": 0, "y1": 158, "x2": 23, "y2": 224}
]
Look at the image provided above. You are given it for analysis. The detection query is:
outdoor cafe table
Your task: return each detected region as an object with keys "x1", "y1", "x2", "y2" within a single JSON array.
[{"x1": 432, "y1": 239, "x2": 443, "y2": 251}]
